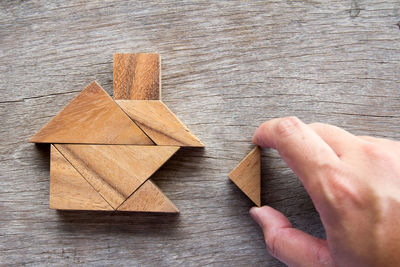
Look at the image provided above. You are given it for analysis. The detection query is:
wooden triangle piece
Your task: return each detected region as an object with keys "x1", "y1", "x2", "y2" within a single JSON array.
[
  {"x1": 116, "y1": 100, "x2": 204, "y2": 147},
  {"x1": 30, "y1": 81, "x2": 153, "y2": 145},
  {"x1": 49, "y1": 145, "x2": 113, "y2": 211},
  {"x1": 117, "y1": 180, "x2": 178, "y2": 213},
  {"x1": 54, "y1": 144, "x2": 179, "y2": 209},
  {"x1": 113, "y1": 53, "x2": 160, "y2": 100},
  {"x1": 228, "y1": 146, "x2": 261, "y2": 207}
]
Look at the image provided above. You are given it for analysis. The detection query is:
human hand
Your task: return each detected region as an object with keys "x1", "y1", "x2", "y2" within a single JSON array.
[{"x1": 250, "y1": 117, "x2": 400, "y2": 267}]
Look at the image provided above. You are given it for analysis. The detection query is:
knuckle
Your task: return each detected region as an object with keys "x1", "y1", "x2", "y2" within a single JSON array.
[
  {"x1": 275, "y1": 116, "x2": 301, "y2": 138},
  {"x1": 315, "y1": 243, "x2": 332, "y2": 267},
  {"x1": 361, "y1": 142, "x2": 383, "y2": 158},
  {"x1": 361, "y1": 142, "x2": 394, "y2": 163}
]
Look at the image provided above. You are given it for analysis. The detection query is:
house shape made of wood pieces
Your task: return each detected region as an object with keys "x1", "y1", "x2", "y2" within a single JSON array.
[{"x1": 30, "y1": 53, "x2": 204, "y2": 213}]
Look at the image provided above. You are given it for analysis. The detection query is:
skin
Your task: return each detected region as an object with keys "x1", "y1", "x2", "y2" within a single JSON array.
[{"x1": 249, "y1": 117, "x2": 400, "y2": 267}]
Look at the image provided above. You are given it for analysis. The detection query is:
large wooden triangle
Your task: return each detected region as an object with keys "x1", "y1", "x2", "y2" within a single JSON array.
[
  {"x1": 49, "y1": 145, "x2": 113, "y2": 210},
  {"x1": 54, "y1": 144, "x2": 179, "y2": 209},
  {"x1": 30, "y1": 81, "x2": 153, "y2": 145},
  {"x1": 116, "y1": 100, "x2": 204, "y2": 147},
  {"x1": 228, "y1": 146, "x2": 261, "y2": 207},
  {"x1": 117, "y1": 180, "x2": 178, "y2": 213}
]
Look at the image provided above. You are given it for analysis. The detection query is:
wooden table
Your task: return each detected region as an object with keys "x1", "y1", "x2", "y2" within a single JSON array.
[{"x1": 1, "y1": 1, "x2": 399, "y2": 266}]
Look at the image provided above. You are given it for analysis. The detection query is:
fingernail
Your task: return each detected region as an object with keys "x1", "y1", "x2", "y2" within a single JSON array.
[{"x1": 250, "y1": 207, "x2": 262, "y2": 226}]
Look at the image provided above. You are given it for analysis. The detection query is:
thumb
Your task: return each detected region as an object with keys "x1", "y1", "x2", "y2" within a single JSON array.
[{"x1": 250, "y1": 206, "x2": 334, "y2": 267}]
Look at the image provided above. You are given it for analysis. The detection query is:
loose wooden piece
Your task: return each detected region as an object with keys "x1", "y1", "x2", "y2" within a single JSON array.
[
  {"x1": 113, "y1": 53, "x2": 160, "y2": 100},
  {"x1": 49, "y1": 145, "x2": 113, "y2": 211},
  {"x1": 118, "y1": 180, "x2": 179, "y2": 213},
  {"x1": 228, "y1": 146, "x2": 261, "y2": 207},
  {"x1": 29, "y1": 81, "x2": 153, "y2": 145},
  {"x1": 54, "y1": 144, "x2": 179, "y2": 209},
  {"x1": 116, "y1": 100, "x2": 204, "y2": 147}
]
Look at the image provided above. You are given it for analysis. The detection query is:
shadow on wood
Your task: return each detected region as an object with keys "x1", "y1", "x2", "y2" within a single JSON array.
[
  {"x1": 33, "y1": 143, "x2": 51, "y2": 169},
  {"x1": 55, "y1": 210, "x2": 180, "y2": 235},
  {"x1": 227, "y1": 178, "x2": 257, "y2": 208},
  {"x1": 150, "y1": 147, "x2": 206, "y2": 176}
]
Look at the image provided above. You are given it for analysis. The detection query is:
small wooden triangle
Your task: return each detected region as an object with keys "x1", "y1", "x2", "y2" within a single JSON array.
[
  {"x1": 117, "y1": 180, "x2": 179, "y2": 213},
  {"x1": 30, "y1": 81, "x2": 153, "y2": 145},
  {"x1": 49, "y1": 145, "x2": 113, "y2": 211},
  {"x1": 54, "y1": 144, "x2": 180, "y2": 209},
  {"x1": 228, "y1": 146, "x2": 261, "y2": 207},
  {"x1": 116, "y1": 100, "x2": 204, "y2": 147}
]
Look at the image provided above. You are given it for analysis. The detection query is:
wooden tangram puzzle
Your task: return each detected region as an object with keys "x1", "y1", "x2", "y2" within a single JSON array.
[
  {"x1": 30, "y1": 53, "x2": 204, "y2": 213},
  {"x1": 228, "y1": 146, "x2": 261, "y2": 207}
]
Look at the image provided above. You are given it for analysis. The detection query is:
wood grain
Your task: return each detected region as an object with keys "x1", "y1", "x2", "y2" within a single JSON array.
[
  {"x1": 118, "y1": 179, "x2": 179, "y2": 213},
  {"x1": 30, "y1": 81, "x2": 153, "y2": 145},
  {"x1": 229, "y1": 147, "x2": 261, "y2": 207},
  {"x1": 113, "y1": 53, "x2": 160, "y2": 100},
  {"x1": 54, "y1": 144, "x2": 179, "y2": 209},
  {"x1": 117, "y1": 100, "x2": 204, "y2": 147},
  {"x1": 2, "y1": 1, "x2": 400, "y2": 266},
  {"x1": 49, "y1": 145, "x2": 113, "y2": 211}
]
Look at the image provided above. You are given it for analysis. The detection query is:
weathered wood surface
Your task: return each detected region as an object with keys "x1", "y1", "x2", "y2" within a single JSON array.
[{"x1": 1, "y1": 1, "x2": 400, "y2": 266}]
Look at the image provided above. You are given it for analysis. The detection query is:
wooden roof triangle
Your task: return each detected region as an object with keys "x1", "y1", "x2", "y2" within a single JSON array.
[
  {"x1": 228, "y1": 146, "x2": 261, "y2": 207},
  {"x1": 54, "y1": 144, "x2": 179, "y2": 209},
  {"x1": 30, "y1": 81, "x2": 153, "y2": 145},
  {"x1": 116, "y1": 100, "x2": 204, "y2": 147},
  {"x1": 49, "y1": 145, "x2": 113, "y2": 211},
  {"x1": 117, "y1": 180, "x2": 178, "y2": 213}
]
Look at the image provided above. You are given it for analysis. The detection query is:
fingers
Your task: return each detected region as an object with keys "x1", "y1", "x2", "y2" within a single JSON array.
[
  {"x1": 250, "y1": 206, "x2": 334, "y2": 267},
  {"x1": 308, "y1": 123, "x2": 361, "y2": 157},
  {"x1": 252, "y1": 117, "x2": 341, "y2": 193}
]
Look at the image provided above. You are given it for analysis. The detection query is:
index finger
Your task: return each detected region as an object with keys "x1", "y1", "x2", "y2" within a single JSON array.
[{"x1": 253, "y1": 117, "x2": 342, "y2": 195}]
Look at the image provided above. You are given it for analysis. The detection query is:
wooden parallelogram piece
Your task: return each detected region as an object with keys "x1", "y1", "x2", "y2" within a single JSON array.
[
  {"x1": 228, "y1": 146, "x2": 261, "y2": 207},
  {"x1": 29, "y1": 81, "x2": 153, "y2": 145},
  {"x1": 54, "y1": 144, "x2": 179, "y2": 210},
  {"x1": 49, "y1": 145, "x2": 113, "y2": 211},
  {"x1": 113, "y1": 53, "x2": 160, "y2": 100},
  {"x1": 117, "y1": 179, "x2": 178, "y2": 213},
  {"x1": 116, "y1": 100, "x2": 204, "y2": 147}
]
